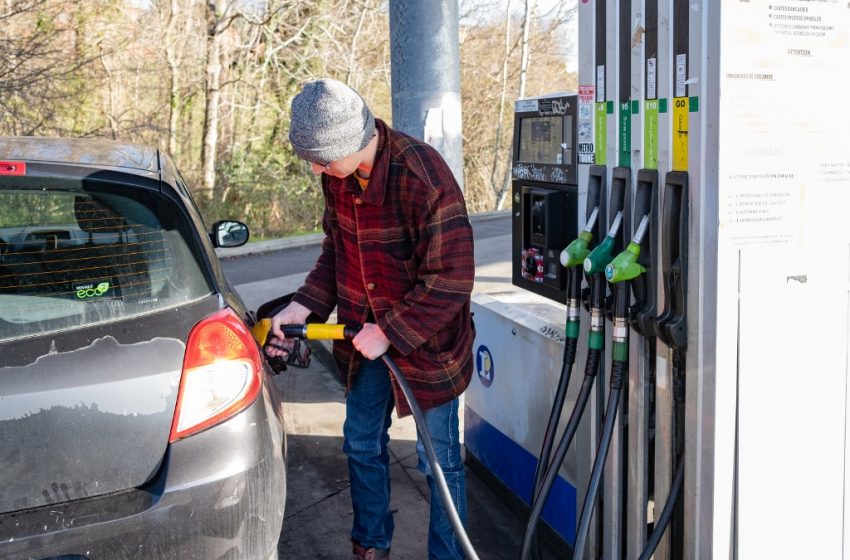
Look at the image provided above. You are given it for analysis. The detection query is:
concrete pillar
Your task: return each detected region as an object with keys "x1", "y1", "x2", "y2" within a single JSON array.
[{"x1": 389, "y1": 0, "x2": 464, "y2": 191}]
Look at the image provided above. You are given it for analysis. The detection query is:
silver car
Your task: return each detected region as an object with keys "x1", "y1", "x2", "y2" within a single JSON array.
[{"x1": 0, "y1": 137, "x2": 286, "y2": 560}]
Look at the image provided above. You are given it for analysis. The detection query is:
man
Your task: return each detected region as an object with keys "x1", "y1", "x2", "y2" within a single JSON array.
[{"x1": 267, "y1": 78, "x2": 475, "y2": 560}]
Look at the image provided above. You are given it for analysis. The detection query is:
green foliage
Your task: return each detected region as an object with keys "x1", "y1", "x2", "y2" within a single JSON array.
[
  {"x1": 35, "y1": 12, "x2": 54, "y2": 34},
  {"x1": 195, "y1": 143, "x2": 325, "y2": 239},
  {"x1": 0, "y1": 191, "x2": 76, "y2": 228}
]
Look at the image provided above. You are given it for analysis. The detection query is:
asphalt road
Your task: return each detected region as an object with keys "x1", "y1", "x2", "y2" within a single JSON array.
[{"x1": 220, "y1": 213, "x2": 512, "y2": 287}]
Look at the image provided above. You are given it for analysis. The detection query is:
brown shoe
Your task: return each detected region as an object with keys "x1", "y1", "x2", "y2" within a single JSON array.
[{"x1": 351, "y1": 541, "x2": 390, "y2": 560}]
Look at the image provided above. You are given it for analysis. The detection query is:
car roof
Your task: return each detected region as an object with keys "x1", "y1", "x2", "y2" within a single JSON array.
[{"x1": 0, "y1": 136, "x2": 160, "y2": 174}]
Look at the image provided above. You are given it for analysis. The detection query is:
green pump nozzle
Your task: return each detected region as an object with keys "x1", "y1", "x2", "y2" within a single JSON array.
[
  {"x1": 605, "y1": 214, "x2": 650, "y2": 283},
  {"x1": 583, "y1": 211, "x2": 624, "y2": 274},
  {"x1": 561, "y1": 207, "x2": 600, "y2": 267}
]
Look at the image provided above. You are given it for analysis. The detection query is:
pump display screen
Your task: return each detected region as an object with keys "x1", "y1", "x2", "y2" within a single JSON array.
[{"x1": 517, "y1": 116, "x2": 570, "y2": 165}]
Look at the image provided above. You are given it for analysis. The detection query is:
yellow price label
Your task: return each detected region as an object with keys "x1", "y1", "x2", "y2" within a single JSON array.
[{"x1": 672, "y1": 97, "x2": 689, "y2": 171}]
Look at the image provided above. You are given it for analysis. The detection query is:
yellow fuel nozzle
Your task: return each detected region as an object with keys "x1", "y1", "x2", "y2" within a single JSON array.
[
  {"x1": 252, "y1": 318, "x2": 273, "y2": 346},
  {"x1": 304, "y1": 323, "x2": 348, "y2": 340}
]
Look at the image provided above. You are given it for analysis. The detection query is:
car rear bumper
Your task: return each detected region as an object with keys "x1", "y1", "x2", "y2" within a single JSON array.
[{"x1": 0, "y1": 382, "x2": 286, "y2": 560}]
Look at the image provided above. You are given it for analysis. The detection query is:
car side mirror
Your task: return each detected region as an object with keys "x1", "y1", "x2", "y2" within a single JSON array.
[{"x1": 211, "y1": 220, "x2": 249, "y2": 248}]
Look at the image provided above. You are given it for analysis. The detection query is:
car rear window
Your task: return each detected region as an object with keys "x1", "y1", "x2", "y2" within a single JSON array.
[{"x1": 0, "y1": 185, "x2": 213, "y2": 341}]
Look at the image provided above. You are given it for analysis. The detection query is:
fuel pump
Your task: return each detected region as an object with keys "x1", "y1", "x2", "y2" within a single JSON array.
[
  {"x1": 511, "y1": 93, "x2": 579, "y2": 303},
  {"x1": 532, "y1": 0, "x2": 850, "y2": 554},
  {"x1": 519, "y1": 205, "x2": 623, "y2": 560},
  {"x1": 508, "y1": 91, "x2": 593, "y2": 557},
  {"x1": 573, "y1": 213, "x2": 650, "y2": 559}
]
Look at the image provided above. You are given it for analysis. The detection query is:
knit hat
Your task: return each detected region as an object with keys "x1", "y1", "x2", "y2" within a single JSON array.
[{"x1": 289, "y1": 78, "x2": 375, "y2": 163}]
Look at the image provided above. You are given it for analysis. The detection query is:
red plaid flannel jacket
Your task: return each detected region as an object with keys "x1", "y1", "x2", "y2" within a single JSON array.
[{"x1": 292, "y1": 119, "x2": 475, "y2": 416}]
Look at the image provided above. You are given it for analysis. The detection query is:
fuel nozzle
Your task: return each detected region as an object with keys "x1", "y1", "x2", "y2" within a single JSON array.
[
  {"x1": 605, "y1": 214, "x2": 650, "y2": 284},
  {"x1": 252, "y1": 319, "x2": 313, "y2": 372},
  {"x1": 583, "y1": 211, "x2": 624, "y2": 275},
  {"x1": 561, "y1": 207, "x2": 600, "y2": 267},
  {"x1": 280, "y1": 323, "x2": 361, "y2": 340}
]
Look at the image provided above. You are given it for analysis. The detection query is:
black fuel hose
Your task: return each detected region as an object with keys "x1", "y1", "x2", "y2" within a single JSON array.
[
  {"x1": 573, "y1": 280, "x2": 631, "y2": 559},
  {"x1": 638, "y1": 456, "x2": 685, "y2": 560},
  {"x1": 529, "y1": 266, "x2": 581, "y2": 560},
  {"x1": 519, "y1": 272, "x2": 606, "y2": 560},
  {"x1": 531, "y1": 267, "x2": 581, "y2": 495},
  {"x1": 277, "y1": 323, "x2": 479, "y2": 560},
  {"x1": 380, "y1": 353, "x2": 479, "y2": 559},
  {"x1": 529, "y1": 340, "x2": 577, "y2": 560},
  {"x1": 572, "y1": 359, "x2": 627, "y2": 560},
  {"x1": 531, "y1": 340, "x2": 578, "y2": 499},
  {"x1": 519, "y1": 347, "x2": 600, "y2": 560}
]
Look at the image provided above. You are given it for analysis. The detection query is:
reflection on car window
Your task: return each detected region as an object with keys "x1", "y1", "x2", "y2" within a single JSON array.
[{"x1": 0, "y1": 188, "x2": 213, "y2": 341}]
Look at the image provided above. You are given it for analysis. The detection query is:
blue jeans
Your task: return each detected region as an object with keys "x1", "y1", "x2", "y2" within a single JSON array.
[{"x1": 343, "y1": 358, "x2": 467, "y2": 559}]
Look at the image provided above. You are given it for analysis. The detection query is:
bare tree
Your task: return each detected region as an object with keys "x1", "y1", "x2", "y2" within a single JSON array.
[
  {"x1": 0, "y1": 1, "x2": 101, "y2": 135},
  {"x1": 458, "y1": 0, "x2": 577, "y2": 212},
  {"x1": 518, "y1": 0, "x2": 536, "y2": 98},
  {"x1": 489, "y1": 0, "x2": 513, "y2": 195},
  {"x1": 494, "y1": 0, "x2": 535, "y2": 210},
  {"x1": 0, "y1": 0, "x2": 577, "y2": 233},
  {"x1": 201, "y1": 1, "x2": 234, "y2": 198},
  {"x1": 155, "y1": 0, "x2": 193, "y2": 158}
]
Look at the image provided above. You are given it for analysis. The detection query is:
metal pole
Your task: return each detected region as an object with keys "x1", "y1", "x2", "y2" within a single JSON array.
[{"x1": 389, "y1": 0, "x2": 464, "y2": 191}]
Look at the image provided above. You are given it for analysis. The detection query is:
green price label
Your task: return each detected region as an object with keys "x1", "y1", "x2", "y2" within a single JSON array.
[
  {"x1": 645, "y1": 100, "x2": 659, "y2": 170},
  {"x1": 595, "y1": 102, "x2": 607, "y2": 166},
  {"x1": 619, "y1": 101, "x2": 631, "y2": 168}
]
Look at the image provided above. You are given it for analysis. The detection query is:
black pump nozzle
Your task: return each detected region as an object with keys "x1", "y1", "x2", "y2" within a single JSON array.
[
  {"x1": 655, "y1": 171, "x2": 688, "y2": 349},
  {"x1": 630, "y1": 169, "x2": 660, "y2": 337}
]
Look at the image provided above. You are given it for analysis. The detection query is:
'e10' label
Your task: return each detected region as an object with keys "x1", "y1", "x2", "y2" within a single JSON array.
[{"x1": 645, "y1": 99, "x2": 659, "y2": 170}]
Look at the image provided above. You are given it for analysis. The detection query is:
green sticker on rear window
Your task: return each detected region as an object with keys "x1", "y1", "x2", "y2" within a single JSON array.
[{"x1": 76, "y1": 281, "x2": 111, "y2": 299}]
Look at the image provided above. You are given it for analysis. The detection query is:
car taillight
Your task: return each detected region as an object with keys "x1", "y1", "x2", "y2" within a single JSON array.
[
  {"x1": 169, "y1": 308, "x2": 263, "y2": 442},
  {"x1": 0, "y1": 161, "x2": 26, "y2": 175}
]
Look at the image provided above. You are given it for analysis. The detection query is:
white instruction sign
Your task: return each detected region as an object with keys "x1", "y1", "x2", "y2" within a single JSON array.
[
  {"x1": 647, "y1": 57, "x2": 657, "y2": 100},
  {"x1": 720, "y1": 1, "x2": 850, "y2": 246},
  {"x1": 515, "y1": 99, "x2": 539, "y2": 113},
  {"x1": 675, "y1": 54, "x2": 687, "y2": 98},
  {"x1": 596, "y1": 66, "x2": 605, "y2": 102}
]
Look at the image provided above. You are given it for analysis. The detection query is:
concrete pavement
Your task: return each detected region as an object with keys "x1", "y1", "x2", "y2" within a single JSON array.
[{"x1": 271, "y1": 345, "x2": 562, "y2": 559}]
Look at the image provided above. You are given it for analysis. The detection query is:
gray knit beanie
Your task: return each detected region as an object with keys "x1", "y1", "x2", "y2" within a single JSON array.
[{"x1": 289, "y1": 78, "x2": 375, "y2": 163}]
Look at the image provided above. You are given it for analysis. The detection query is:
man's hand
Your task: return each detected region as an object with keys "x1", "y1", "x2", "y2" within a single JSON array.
[
  {"x1": 352, "y1": 323, "x2": 391, "y2": 360},
  {"x1": 266, "y1": 301, "x2": 312, "y2": 359}
]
